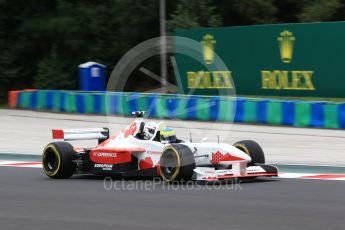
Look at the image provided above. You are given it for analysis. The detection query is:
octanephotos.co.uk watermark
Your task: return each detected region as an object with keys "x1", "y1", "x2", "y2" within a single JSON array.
[{"x1": 103, "y1": 177, "x2": 242, "y2": 191}]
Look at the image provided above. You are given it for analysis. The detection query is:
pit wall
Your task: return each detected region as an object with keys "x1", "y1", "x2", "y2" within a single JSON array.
[{"x1": 8, "y1": 90, "x2": 345, "y2": 129}]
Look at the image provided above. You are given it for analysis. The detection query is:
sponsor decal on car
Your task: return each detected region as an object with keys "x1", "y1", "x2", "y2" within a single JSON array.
[
  {"x1": 146, "y1": 151, "x2": 161, "y2": 155},
  {"x1": 94, "y1": 164, "x2": 113, "y2": 170},
  {"x1": 96, "y1": 153, "x2": 117, "y2": 157}
]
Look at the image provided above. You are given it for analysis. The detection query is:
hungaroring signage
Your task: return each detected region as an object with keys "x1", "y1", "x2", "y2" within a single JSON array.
[{"x1": 174, "y1": 21, "x2": 345, "y2": 97}]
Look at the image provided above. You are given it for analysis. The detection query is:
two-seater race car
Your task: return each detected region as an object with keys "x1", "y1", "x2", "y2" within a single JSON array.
[{"x1": 42, "y1": 111, "x2": 278, "y2": 182}]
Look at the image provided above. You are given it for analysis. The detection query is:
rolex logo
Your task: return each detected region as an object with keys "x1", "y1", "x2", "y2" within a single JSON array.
[
  {"x1": 277, "y1": 30, "x2": 295, "y2": 63},
  {"x1": 201, "y1": 34, "x2": 216, "y2": 64}
]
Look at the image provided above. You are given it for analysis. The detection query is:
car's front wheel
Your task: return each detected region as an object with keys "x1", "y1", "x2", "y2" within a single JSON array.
[{"x1": 233, "y1": 140, "x2": 265, "y2": 166}]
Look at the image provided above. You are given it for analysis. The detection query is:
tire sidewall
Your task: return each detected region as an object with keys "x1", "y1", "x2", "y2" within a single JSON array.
[
  {"x1": 159, "y1": 145, "x2": 181, "y2": 181},
  {"x1": 159, "y1": 144, "x2": 195, "y2": 182},
  {"x1": 42, "y1": 143, "x2": 61, "y2": 177},
  {"x1": 42, "y1": 142, "x2": 76, "y2": 178}
]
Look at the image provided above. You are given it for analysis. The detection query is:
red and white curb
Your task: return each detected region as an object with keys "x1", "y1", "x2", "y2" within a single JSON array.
[
  {"x1": 0, "y1": 161, "x2": 42, "y2": 168},
  {"x1": 0, "y1": 161, "x2": 344, "y2": 181},
  {"x1": 279, "y1": 173, "x2": 345, "y2": 181}
]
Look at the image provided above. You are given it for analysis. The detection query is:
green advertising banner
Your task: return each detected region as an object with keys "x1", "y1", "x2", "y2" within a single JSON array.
[{"x1": 174, "y1": 21, "x2": 345, "y2": 97}]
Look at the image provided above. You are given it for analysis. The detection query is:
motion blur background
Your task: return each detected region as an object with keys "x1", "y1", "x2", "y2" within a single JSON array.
[
  {"x1": 1, "y1": 0, "x2": 344, "y2": 104},
  {"x1": 1, "y1": 4, "x2": 345, "y2": 229}
]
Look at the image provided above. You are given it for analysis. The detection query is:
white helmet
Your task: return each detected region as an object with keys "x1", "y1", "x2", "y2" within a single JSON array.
[{"x1": 143, "y1": 121, "x2": 157, "y2": 140}]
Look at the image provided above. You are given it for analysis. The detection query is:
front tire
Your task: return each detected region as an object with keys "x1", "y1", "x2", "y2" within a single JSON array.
[
  {"x1": 233, "y1": 140, "x2": 265, "y2": 166},
  {"x1": 42, "y1": 142, "x2": 77, "y2": 179},
  {"x1": 159, "y1": 144, "x2": 195, "y2": 182}
]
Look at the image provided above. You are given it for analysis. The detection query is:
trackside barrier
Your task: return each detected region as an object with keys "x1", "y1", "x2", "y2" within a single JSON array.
[
  {"x1": 9, "y1": 90, "x2": 345, "y2": 129},
  {"x1": 8, "y1": 89, "x2": 36, "y2": 108}
]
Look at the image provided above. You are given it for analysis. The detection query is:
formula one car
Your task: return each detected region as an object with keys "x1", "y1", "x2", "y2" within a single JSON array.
[{"x1": 42, "y1": 111, "x2": 278, "y2": 182}]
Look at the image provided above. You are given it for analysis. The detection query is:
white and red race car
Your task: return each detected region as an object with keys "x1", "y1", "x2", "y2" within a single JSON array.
[{"x1": 42, "y1": 111, "x2": 278, "y2": 182}]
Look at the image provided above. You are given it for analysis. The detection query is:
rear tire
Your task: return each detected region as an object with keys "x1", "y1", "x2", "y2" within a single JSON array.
[
  {"x1": 233, "y1": 140, "x2": 265, "y2": 166},
  {"x1": 42, "y1": 142, "x2": 77, "y2": 179},
  {"x1": 159, "y1": 144, "x2": 195, "y2": 182}
]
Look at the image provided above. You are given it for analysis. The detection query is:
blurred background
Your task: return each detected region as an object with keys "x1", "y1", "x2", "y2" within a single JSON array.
[{"x1": 1, "y1": 0, "x2": 345, "y2": 104}]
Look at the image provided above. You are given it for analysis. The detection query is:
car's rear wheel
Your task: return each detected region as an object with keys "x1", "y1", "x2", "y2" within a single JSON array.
[
  {"x1": 159, "y1": 144, "x2": 195, "y2": 182},
  {"x1": 233, "y1": 140, "x2": 265, "y2": 166},
  {"x1": 42, "y1": 142, "x2": 77, "y2": 179}
]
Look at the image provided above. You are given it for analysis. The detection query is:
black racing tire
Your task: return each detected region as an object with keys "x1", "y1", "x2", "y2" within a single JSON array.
[
  {"x1": 42, "y1": 142, "x2": 77, "y2": 179},
  {"x1": 159, "y1": 144, "x2": 196, "y2": 182},
  {"x1": 233, "y1": 140, "x2": 265, "y2": 166}
]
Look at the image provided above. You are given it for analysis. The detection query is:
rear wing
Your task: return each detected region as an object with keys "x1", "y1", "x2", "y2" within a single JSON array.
[{"x1": 52, "y1": 128, "x2": 109, "y2": 144}]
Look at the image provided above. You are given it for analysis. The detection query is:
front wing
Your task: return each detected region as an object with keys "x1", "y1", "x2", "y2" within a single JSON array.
[{"x1": 193, "y1": 164, "x2": 278, "y2": 181}]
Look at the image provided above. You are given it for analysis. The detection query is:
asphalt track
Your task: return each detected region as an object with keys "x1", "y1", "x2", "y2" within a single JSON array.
[{"x1": 0, "y1": 166, "x2": 344, "y2": 230}]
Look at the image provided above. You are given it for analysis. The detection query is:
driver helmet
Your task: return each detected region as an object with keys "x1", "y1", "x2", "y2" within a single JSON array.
[
  {"x1": 160, "y1": 127, "x2": 177, "y2": 143},
  {"x1": 143, "y1": 121, "x2": 157, "y2": 140}
]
